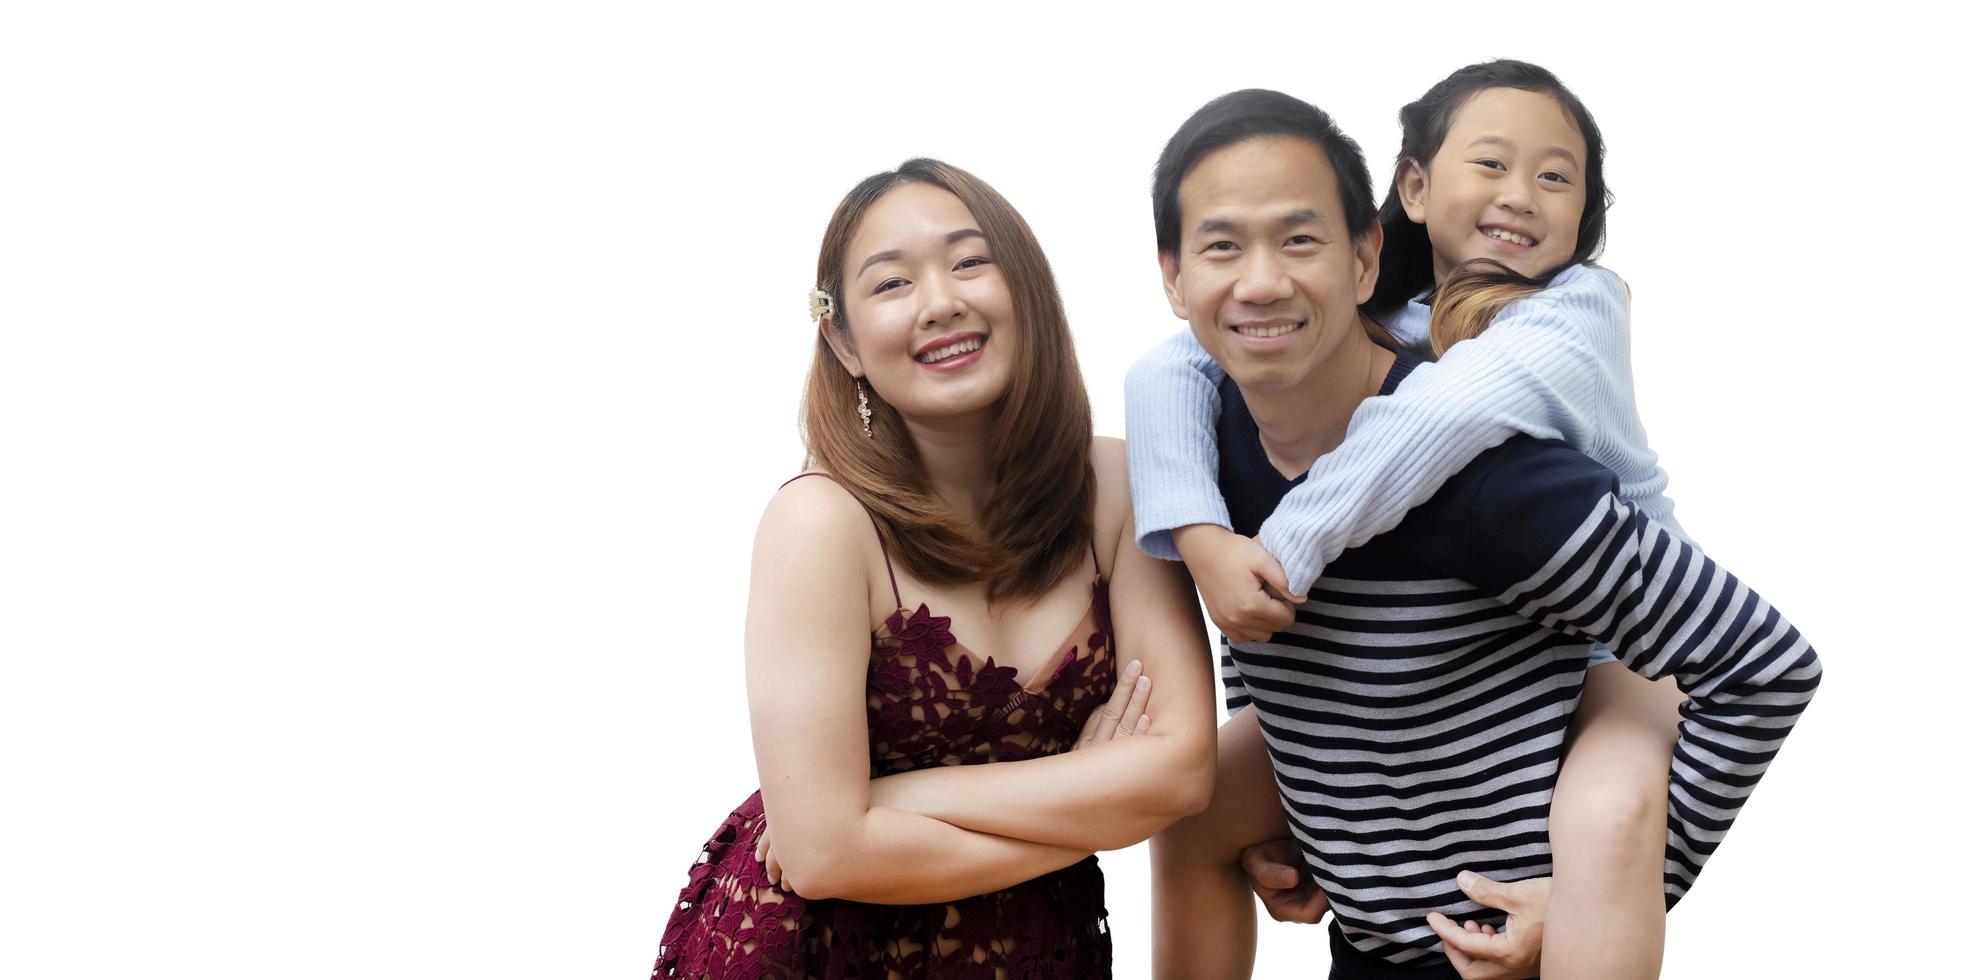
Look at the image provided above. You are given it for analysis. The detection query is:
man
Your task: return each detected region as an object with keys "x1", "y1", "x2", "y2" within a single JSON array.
[{"x1": 1129, "y1": 89, "x2": 1820, "y2": 979}]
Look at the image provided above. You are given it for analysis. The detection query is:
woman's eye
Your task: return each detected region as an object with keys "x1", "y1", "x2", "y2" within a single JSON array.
[
  {"x1": 955, "y1": 256, "x2": 991, "y2": 270},
  {"x1": 874, "y1": 277, "x2": 907, "y2": 293}
]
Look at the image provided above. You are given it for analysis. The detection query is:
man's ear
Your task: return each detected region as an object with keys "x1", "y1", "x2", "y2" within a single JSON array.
[
  {"x1": 1396, "y1": 158, "x2": 1429, "y2": 225},
  {"x1": 1158, "y1": 251, "x2": 1189, "y2": 321},
  {"x1": 819, "y1": 316, "x2": 862, "y2": 377},
  {"x1": 1353, "y1": 221, "x2": 1383, "y2": 307}
]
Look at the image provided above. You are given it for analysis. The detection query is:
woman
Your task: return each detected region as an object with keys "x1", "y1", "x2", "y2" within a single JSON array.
[{"x1": 655, "y1": 158, "x2": 1216, "y2": 978}]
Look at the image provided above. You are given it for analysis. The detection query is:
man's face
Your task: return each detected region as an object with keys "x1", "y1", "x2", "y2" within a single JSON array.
[{"x1": 1160, "y1": 136, "x2": 1379, "y2": 395}]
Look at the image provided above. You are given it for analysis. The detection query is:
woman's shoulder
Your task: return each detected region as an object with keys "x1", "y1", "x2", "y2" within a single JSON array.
[
  {"x1": 1090, "y1": 436, "x2": 1127, "y2": 499},
  {"x1": 756, "y1": 471, "x2": 877, "y2": 557},
  {"x1": 1091, "y1": 435, "x2": 1125, "y2": 469},
  {"x1": 1089, "y1": 437, "x2": 1129, "y2": 566}
]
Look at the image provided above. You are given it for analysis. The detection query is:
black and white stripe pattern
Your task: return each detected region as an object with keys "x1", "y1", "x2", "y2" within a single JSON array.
[
  {"x1": 1223, "y1": 487, "x2": 1819, "y2": 965},
  {"x1": 1225, "y1": 578, "x2": 1592, "y2": 966},
  {"x1": 1500, "y1": 492, "x2": 1821, "y2": 902}
]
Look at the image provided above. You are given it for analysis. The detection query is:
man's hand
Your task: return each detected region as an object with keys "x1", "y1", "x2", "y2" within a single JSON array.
[
  {"x1": 1171, "y1": 524, "x2": 1305, "y2": 643},
  {"x1": 1075, "y1": 658, "x2": 1152, "y2": 749},
  {"x1": 1239, "y1": 837, "x2": 1329, "y2": 923},
  {"x1": 1425, "y1": 871, "x2": 1550, "y2": 980}
]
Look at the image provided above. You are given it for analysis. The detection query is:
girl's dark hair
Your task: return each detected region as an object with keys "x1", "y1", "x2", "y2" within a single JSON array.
[{"x1": 1366, "y1": 60, "x2": 1613, "y2": 338}]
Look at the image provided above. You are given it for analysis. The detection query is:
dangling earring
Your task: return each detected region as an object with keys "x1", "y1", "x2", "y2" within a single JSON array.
[{"x1": 856, "y1": 380, "x2": 873, "y2": 438}]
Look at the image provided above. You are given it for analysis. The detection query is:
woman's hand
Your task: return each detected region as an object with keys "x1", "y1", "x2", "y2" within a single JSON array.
[
  {"x1": 1425, "y1": 871, "x2": 1549, "y2": 979},
  {"x1": 1074, "y1": 658, "x2": 1151, "y2": 749},
  {"x1": 754, "y1": 661, "x2": 1152, "y2": 888},
  {"x1": 753, "y1": 821, "x2": 787, "y2": 892}
]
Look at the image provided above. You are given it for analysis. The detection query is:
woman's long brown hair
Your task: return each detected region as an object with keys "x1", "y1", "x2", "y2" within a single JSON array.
[{"x1": 802, "y1": 159, "x2": 1094, "y2": 605}]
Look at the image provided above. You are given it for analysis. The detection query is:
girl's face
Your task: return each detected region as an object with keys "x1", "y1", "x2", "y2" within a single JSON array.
[
  {"x1": 1400, "y1": 87, "x2": 1589, "y2": 283},
  {"x1": 826, "y1": 182, "x2": 1018, "y2": 427}
]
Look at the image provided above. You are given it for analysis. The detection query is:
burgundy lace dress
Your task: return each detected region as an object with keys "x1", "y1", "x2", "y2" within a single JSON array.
[{"x1": 656, "y1": 476, "x2": 1118, "y2": 979}]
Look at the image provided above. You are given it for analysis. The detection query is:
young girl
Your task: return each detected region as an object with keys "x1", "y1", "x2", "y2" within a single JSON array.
[
  {"x1": 1128, "y1": 62, "x2": 1745, "y2": 978},
  {"x1": 656, "y1": 159, "x2": 1217, "y2": 979}
]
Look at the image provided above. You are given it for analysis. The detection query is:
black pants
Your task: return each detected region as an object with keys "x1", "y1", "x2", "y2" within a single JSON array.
[{"x1": 1326, "y1": 922, "x2": 1463, "y2": 980}]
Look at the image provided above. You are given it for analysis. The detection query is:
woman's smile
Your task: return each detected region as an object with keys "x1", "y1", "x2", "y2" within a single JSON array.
[{"x1": 914, "y1": 332, "x2": 989, "y2": 370}]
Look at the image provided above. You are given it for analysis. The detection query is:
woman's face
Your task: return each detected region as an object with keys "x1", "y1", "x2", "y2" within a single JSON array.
[
  {"x1": 1403, "y1": 87, "x2": 1588, "y2": 283},
  {"x1": 829, "y1": 182, "x2": 1018, "y2": 427}
]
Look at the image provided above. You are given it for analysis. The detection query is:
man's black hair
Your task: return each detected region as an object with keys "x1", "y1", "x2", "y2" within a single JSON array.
[{"x1": 1152, "y1": 89, "x2": 1377, "y2": 257}]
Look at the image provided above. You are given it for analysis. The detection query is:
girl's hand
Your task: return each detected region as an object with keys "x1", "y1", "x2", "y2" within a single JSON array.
[
  {"x1": 1425, "y1": 871, "x2": 1549, "y2": 979},
  {"x1": 1074, "y1": 659, "x2": 1151, "y2": 749},
  {"x1": 1171, "y1": 525, "x2": 1304, "y2": 644}
]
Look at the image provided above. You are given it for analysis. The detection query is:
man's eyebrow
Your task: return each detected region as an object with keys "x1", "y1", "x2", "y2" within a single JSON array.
[
  {"x1": 1466, "y1": 135, "x2": 1580, "y2": 168},
  {"x1": 1194, "y1": 211, "x2": 1324, "y2": 238},
  {"x1": 1194, "y1": 217, "x2": 1242, "y2": 237},
  {"x1": 855, "y1": 229, "x2": 987, "y2": 277}
]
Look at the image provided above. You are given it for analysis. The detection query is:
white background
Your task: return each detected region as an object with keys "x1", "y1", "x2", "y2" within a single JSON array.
[{"x1": 4, "y1": 2, "x2": 1966, "y2": 977}]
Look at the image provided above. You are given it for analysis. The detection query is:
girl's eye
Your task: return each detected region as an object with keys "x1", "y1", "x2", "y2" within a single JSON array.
[
  {"x1": 955, "y1": 256, "x2": 991, "y2": 270},
  {"x1": 874, "y1": 277, "x2": 907, "y2": 293},
  {"x1": 1539, "y1": 171, "x2": 1572, "y2": 185},
  {"x1": 1475, "y1": 159, "x2": 1505, "y2": 171}
]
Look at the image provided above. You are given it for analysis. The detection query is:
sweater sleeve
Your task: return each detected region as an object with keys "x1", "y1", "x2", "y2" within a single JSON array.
[
  {"x1": 1258, "y1": 265, "x2": 1633, "y2": 595},
  {"x1": 1434, "y1": 442, "x2": 1821, "y2": 905},
  {"x1": 1124, "y1": 329, "x2": 1231, "y2": 561}
]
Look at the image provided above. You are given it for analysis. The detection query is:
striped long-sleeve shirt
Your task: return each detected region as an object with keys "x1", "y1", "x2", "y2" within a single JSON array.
[
  {"x1": 1127, "y1": 263, "x2": 1683, "y2": 596},
  {"x1": 1215, "y1": 354, "x2": 1821, "y2": 968}
]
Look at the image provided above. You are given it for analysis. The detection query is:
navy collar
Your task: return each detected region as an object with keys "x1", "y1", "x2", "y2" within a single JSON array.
[{"x1": 1222, "y1": 343, "x2": 1421, "y2": 490}]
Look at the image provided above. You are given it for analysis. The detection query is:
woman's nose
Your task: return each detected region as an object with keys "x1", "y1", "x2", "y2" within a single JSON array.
[{"x1": 919, "y1": 275, "x2": 968, "y2": 327}]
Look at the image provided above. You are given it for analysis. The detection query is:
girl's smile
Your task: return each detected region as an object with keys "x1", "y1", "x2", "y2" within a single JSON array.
[{"x1": 1399, "y1": 87, "x2": 1588, "y2": 284}]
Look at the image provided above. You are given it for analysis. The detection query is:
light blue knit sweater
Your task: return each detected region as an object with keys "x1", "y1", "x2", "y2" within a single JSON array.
[{"x1": 1124, "y1": 263, "x2": 1685, "y2": 596}]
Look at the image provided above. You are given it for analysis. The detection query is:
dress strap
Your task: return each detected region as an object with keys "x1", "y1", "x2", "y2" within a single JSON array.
[
  {"x1": 779, "y1": 472, "x2": 903, "y2": 609},
  {"x1": 1089, "y1": 535, "x2": 1103, "y2": 580}
]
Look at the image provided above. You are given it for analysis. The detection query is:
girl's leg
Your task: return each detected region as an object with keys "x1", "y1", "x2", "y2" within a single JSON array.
[
  {"x1": 1151, "y1": 706, "x2": 1291, "y2": 980},
  {"x1": 1542, "y1": 664, "x2": 1685, "y2": 980}
]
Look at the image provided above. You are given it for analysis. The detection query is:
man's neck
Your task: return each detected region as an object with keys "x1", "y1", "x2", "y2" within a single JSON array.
[{"x1": 1243, "y1": 320, "x2": 1396, "y2": 480}]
